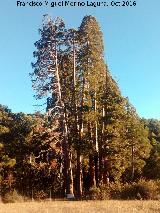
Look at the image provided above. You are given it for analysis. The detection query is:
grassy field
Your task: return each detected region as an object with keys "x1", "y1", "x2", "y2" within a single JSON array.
[{"x1": 0, "y1": 200, "x2": 160, "y2": 213}]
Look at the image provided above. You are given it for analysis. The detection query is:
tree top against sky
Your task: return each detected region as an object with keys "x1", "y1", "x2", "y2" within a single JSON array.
[{"x1": 0, "y1": 0, "x2": 160, "y2": 119}]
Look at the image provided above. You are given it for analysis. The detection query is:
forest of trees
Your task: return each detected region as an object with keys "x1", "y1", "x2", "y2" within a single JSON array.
[{"x1": 1, "y1": 15, "x2": 160, "y2": 200}]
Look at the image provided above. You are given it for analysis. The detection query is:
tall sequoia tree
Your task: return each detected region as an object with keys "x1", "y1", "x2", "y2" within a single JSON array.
[
  {"x1": 100, "y1": 66, "x2": 128, "y2": 182},
  {"x1": 31, "y1": 15, "x2": 74, "y2": 197},
  {"x1": 66, "y1": 29, "x2": 83, "y2": 197},
  {"x1": 77, "y1": 15, "x2": 107, "y2": 187}
]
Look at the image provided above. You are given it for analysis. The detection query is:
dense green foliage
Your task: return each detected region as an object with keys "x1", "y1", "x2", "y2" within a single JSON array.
[{"x1": 1, "y1": 15, "x2": 160, "y2": 200}]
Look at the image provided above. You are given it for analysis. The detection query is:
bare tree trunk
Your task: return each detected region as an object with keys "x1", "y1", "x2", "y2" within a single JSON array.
[
  {"x1": 88, "y1": 122, "x2": 96, "y2": 188},
  {"x1": 76, "y1": 149, "x2": 82, "y2": 197},
  {"x1": 131, "y1": 143, "x2": 135, "y2": 181},
  {"x1": 71, "y1": 36, "x2": 83, "y2": 197},
  {"x1": 89, "y1": 154, "x2": 96, "y2": 187},
  {"x1": 94, "y1": 92, "x2": 99, "y2": 186},
  {"x1": 76, "y1": 103, "x2": 83, "y2": 197},
  {"x1": 62, "y1": 111, "x2": 74, "y2": 195},
  {"x1": 99, "y1": 105, "x2": 105, "y2": 184},
  {"x1": 76, "y1": 118, "x2": 83, "y2": 197},
  {"x1": 55, "y1": 47, "x2": 74, "y2": 197},
  {"x1": 98, "y1": 153, "x2": 103, "y2": 184}
]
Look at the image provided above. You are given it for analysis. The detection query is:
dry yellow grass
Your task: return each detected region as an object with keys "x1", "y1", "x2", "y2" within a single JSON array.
[{"x1": 0, "y1": 200, "x2": 160, "y2": 213}]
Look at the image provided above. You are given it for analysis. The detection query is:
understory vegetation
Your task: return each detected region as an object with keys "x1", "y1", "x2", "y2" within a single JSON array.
[{"x1": 0, "y1": 15, "x2": 160, "y2": 202}]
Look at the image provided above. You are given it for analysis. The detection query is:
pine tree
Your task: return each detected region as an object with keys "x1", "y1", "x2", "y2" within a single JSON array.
[
  {"x1": 0, "y1": 105, "x2": 16, "y2": 195},
  {"x1": 143, "y1": 119, "x2": 160, "y2": 179},
  {"x1": 123, "y1": 102, "x2": 152, "y2": 181}
]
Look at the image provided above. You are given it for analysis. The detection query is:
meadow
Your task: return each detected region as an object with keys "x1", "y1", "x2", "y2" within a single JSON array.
[{"x1": 0, "y1": 200, "x2": 160, "y2": 213}]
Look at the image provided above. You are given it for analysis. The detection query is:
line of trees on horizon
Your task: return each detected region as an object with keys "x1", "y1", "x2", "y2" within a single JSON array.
[{"x1": 0, "y1": 15, "x2": 160, "y2": 200}]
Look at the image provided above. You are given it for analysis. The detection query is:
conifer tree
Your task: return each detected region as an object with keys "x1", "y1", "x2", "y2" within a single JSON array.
[
  {"x1": 143, "y1": 119, "x2": 160, "y2": 179},
  {"x1": 78, "y1": 15, "x2": 106, "y2": 187},
  {"x1": 66, "y1": 29, "x2": 83, "y2": 197},
  {"x1": 123, "y1": 103, "x2": 152, "y2": 181},
  {"x1": 100, "y1": 67, "x2": 127, "y2": 182},
  {"x1": 31, "y1": 15, "x2": 74, "y2": 197}
]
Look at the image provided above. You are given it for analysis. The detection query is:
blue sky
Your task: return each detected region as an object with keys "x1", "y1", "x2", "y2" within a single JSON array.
[{"x1": 0, "y1": 0, "x2": 160, "y2": 119}]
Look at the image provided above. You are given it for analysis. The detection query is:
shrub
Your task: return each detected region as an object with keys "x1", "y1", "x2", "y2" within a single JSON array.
[
  {"x1": 88, "y1": 184, "x2": 115, "y2": 200},
  {"x1": 99, "y1": 185, "x2": 111, "y2": 200},
  {"x1": 2, "y1": 190, "x2": 25, "y2": 203},
  {"x1": 108, "y1": 182, "x2": 123, "y2": 199},
  {"x1": 34, "y1": 190, "x2": 48, "y2": 200},
  {"x1": 85, "y1": 180, "x2": 160, "y2": 200},
  {"x1": 121, "y1": 179, "x2": 159, "y2": 200},
  {"x1": 88, "y1": 186, "x2": 101, "y2": 200}
]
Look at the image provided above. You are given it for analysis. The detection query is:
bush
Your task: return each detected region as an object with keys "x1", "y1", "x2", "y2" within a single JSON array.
[
  {"x1": 109, "y1": 182, "x2": 123, "y2": 199},
  {"x1": 87, "y1": 185, "x2": 110, "y2": 200},
  {"x1": 121, "y1": 179, "x2": 159, "y2": 200},
  {"x1": 2, "y1": 190, "x2": 25, "y2": 203},
  {"x1": 86, "y1": 180, "x2": 160, "y2": 200},
  {"x1": 34, "y1": 190, "x2": 48, "y2": 200},
  {"x1": 88, "y1": 186, "x2": 101, "y2": 200}
]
